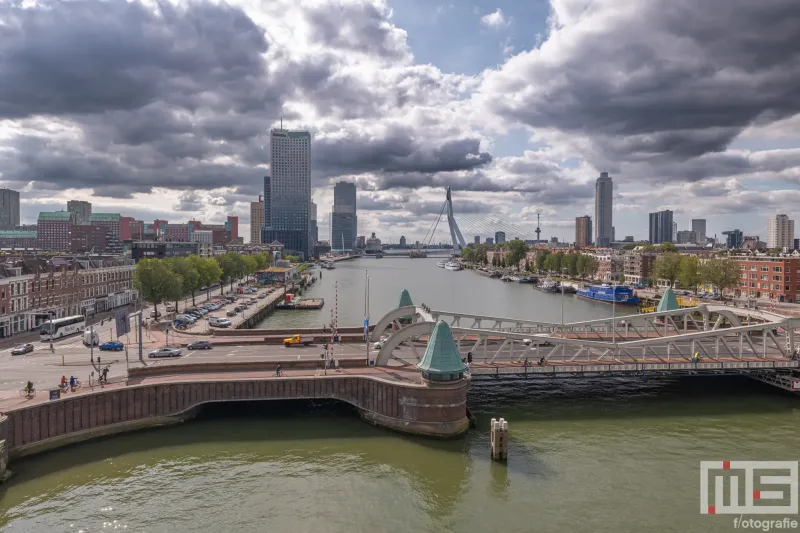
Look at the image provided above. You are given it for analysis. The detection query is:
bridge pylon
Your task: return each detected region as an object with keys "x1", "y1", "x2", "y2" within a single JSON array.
[{"x1": 446, "y1": 187, "x2": 467, "y2": 255}]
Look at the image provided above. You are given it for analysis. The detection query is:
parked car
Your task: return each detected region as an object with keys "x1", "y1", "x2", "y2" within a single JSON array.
[
  {"x1": 248, "y1": 298, "x2": 258, "y2": 304},
  {"x1": 166, "y1": 304, "x2": 176, "y2": 312},
  {"x1": 148, "y1": 347, "x2": 182, "y2": 358},
  {"x1": 225, "y1": 296, "x2": 237, "y2": 302},
  {"x1": 176, "y1": 315, "x2": 197, "y2": 323},
  {"x1": 150, "y1": 310, "x2": 162, "y2": 318},
  {"x1": 11, "y1": 343, "x2": 34, "y2": 356},
  {"x1": 258, "y1": 293, "x2": 267, "y2": 299},
  {"x1": 209, "y1": 317, "x2": 231, "y2": 328},
  {"x1": 188, "y1": 340, "x2": 213, "y2": 350},
  {"x1": 226, "y1": 310, "x2": 237, "y2": 317},
  {"x1": 99, "y1": 341, "x2": 124, "y2": 351}
]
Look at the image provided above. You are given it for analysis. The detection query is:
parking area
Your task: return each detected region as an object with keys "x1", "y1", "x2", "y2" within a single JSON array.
[{"x1": 157, "y1": 284, "x2": 286, "y2": 334}]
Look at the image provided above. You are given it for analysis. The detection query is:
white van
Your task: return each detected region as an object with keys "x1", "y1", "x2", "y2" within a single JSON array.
[
  {"x1": 83, "y1": 329, "x2": 99, "y2": 346},
  {"x1": 208, "y1": 317, "x2": 231, "y2": 328}
]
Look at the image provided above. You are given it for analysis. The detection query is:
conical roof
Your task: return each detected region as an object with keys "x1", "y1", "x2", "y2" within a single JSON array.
[
  {"x1": 417, "y1": 321, "x2": 468, "y2": 375},
  {"x1": 398, "y1": 289, "x2": 413, "y2": 308},
  {"x1": 657, "y1": 287, "x2": 680, "y2": 312}
]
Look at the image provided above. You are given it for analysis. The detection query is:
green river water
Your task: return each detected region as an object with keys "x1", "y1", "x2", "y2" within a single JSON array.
[{"x1": 2, "y1": 377, "x2": 799, "y2": 532}]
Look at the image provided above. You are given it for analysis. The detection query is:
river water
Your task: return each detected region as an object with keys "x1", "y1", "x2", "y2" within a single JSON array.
[
  {"x1": 2, "y1": 260, "x2": 799, "y2": 532},
  {"x1": 255, "y1": 257, "x2": 636, "y2": 329}
]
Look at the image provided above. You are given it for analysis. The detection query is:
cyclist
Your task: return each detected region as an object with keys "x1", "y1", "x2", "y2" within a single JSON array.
[
  {"x1": 69, "y1": 375, "x2": 77, "y2": 390},
  {"x1": 25, "y1": 381, "x2": 34, "y2": 395},
  {"x1": 60, "y1": 375, "x2": 68, "y2": 389}
]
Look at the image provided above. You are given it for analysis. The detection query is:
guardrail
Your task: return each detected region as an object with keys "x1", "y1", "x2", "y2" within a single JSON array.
[{"x1": 469, "y1": 359, "x2": 799, "y2": 377}]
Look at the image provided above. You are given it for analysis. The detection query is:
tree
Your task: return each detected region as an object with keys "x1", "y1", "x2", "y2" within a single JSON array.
[
  {"x1": 678, "y1": 256, "x2": 701, "y2": 294},
  {"x1": 576, "y1": 254, "x2": 597, "y2": 279},
  {"x1": 544, "y1": 252, "x2": 563, "y2": 274},
  {"x1": 500, "y1": 256, "x2": 507, "y2": 268},
  {"x1": 169, "y1": 256, "x2": 201, "y2": 308},
  {"x1": 492, "y1": 255, "x2": 499, "y2": 267},
  {"x1": 505, "y1": 239, "x2": 529, "y2": 270},
  {"x1": 563, "y1": 253, "x2": 579, "y2": 276},
  {"x1": 700, "y1": 258, "x2": 741, "y2": 300},
  {"x1": 652, "y1": 252, "x2": 682, "y2": 287},
  {"x1": 242, "y1": 255, "x2": 258, "y2": 279},
  {"x1": 535, "y1": 250, "x2": 549, "y2": 271},
  {"x1": 660, "y1": 242, "x2": 678, "y2": 253},
  {"x1": 133, "y1": 258, "x2": 179, "y2": 318},
  {"x1": 524, "y1": 259, "x2": 531, "y2": 272},
  {"x1": 214, "y1": 253, "x2": 244, "y2": 293}
]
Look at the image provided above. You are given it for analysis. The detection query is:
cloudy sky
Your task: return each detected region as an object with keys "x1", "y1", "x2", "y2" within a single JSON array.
[{"x1": 1, "y1": 0, "x2": 799, "y2": 244}]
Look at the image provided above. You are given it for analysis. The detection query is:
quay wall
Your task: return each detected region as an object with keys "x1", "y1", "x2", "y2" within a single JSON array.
[
  {"x1": 216, "y1": 326, "x2": 374, "y2": 337},
  {"x1": 3, "y1": 375, "x2": 469, "y2": 462},
  {"x1": 0, "y1": 414, "x2": 7, "y2": 481}
]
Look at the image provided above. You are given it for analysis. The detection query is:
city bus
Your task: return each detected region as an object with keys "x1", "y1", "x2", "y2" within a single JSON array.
[{"x1": 40, "y1": 315, "x2": 86, "y2": 341}]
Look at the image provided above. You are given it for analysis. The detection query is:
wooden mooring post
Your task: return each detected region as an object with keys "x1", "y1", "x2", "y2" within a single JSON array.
[{"x1": 490, "y1": 418, "x2": 508, "y2": 461}]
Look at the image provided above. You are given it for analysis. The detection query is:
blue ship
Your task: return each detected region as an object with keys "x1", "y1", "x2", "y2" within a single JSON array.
[{"x1": 576, "y1": 284, "x2": 640, "y2": 305}]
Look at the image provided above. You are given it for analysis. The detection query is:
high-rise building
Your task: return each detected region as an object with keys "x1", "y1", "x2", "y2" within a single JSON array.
[
  {"x1": 723, "y1": 229, "x2": 743, "y2": 249},
  {"x1": 486, "y1": 237, "x2": 494, "y2": 245},
  {"x1": 250, "y1": 197, "x2": 265, "y2": 244},
  {"x1": 473, "y1": 236, "x2": 480, "y2": 245},
  {"x1": 356, "y1": 235, "x2": 366, "y2": 249},
  {"x1": 262, "y1": 129, "x2": 312, "y2": 259},
  {"x1": 575, "y1": 215, "x2": 592, "y2": 248},
  {"x1": 767, "y1": 214, "x2": 795, "y2": 249},
  {"x1": 67, "y1": 200, "x2": 92, "y2": 226},
  {"x1": 310, "y1": 201, "x2": 318, "y2": 246},
  {"x1": 494, "y1": 231, "x2": 506, "y2": 244},
  {"x1": 0, "y1": 189, "x2": 21, "y2": 228},
  {"x1": 671, "y1": 221, "x2": 677, "y2": 243},
  {"x1": 691, "y1": 219, "x2": 707, "y2": 246},
  {"x1": 594, "y1": 172, "x2": 613, "y2": 247},
  {"x1": 648, "y1": 210, "x2": 674, "y2": 244},
  {"x1": 331, "y1": 181, "x2": 357, "y2": 251},
  {"x1": 400, "y1": 236, "x2": 407, "y2": 246},
  {"x1": 120, "y1": 216, "x2": 134, "y2": 241}
]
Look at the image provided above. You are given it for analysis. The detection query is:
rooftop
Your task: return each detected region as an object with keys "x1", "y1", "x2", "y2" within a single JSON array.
[
  {"x1": 417, "y1": 321, "x2": 469, "y2": 375},
  {"x1": 0, "y1": 230, "x2": 37, "y2": 238},
  {"x1": 89, "y1": 213, "x2": 121, "y2": 222},
  {"x1": 38, "y1": 211, "x2": 73, "y2": 222},
  {"x1": 657, "y1": 287, "x2": 680, "y2": 312}
]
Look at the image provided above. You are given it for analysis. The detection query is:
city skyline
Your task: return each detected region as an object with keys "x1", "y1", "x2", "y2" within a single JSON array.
[{"x1": 0, "y1": 0, "x2": 798, "y2": 243}]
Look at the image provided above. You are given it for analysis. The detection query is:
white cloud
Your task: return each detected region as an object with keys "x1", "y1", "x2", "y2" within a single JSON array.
[{"x1": 480, "y1": 8, "x2": 509, "y2": 28}]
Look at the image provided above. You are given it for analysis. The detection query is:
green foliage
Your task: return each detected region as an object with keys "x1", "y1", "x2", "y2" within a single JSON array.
[
  {"x1": 169, "y1": 256, "x2": 201, "y2": 308},
  {"x1": 492, "y1": 255, "x2": 499, "y2": 267},
  {"x1": 576, "y1": 254, "x2": 598, "y2": 278},
  {"x1": 505, "y1": 239, "x2": 529, "y2": 269},
  {"x1": 660, "y1": 242, "x2": 678, "y2": 253},
  {"x1": 563, "y1": 253, "x2": 579, "y2": 276},
  {"x1": 283, "y1": 254, "x2": 302, "y2": 263},
  {"x1": 535, "y1": 250, "x2": 549, "y2": 271},
  {"x1": 678, "y1": 256, "x2": 701, "y2": 293},
  {"x1": 652, "y1": 252, "x2": 682, "y2": 287},
  {"x1": 699, "y1": 257, "x2": 740, "y2": 298},
  {"x1": 133, "y1": 258, "x2": 181, "y2": 315},
  {"x1": 543, "y1": 252, "x2": 564, "y2": 273}
]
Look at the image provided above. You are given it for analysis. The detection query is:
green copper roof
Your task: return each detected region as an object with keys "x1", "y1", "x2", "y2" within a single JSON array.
[
  {"x1": 657, "y1": 287, "x2": 680, "y2": 312},
  {"x1": 89, "y1": 213, "x2": 121, "y2": 222},
  {"x1": 38, "y1": 211, "x2": 73, "y2": 221},
  {"x1": 398, "y1": 289, "x2": 413, "y2": 308},
  {"x1": 417, "y1": 321, "x2": 468, "y2": 375}
]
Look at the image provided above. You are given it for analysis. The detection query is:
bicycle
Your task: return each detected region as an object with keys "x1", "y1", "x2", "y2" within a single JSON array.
[
  {"x1": 19, "y1": 388, "x2": 36, "y2": 399},
  {"x1": 71, "y1": 380, "x2": 82, "y2": 392}
]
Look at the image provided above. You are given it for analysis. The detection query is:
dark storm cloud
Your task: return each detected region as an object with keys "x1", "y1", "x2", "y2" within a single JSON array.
[
  {"x1": 483, "y1": 0, "x2": 800, "y2": 162},
  {"x1": 0, "y1": 0, "x2": 273, "y2": 119},
  {"x1": 314, "y1": 130, "x2": 492, "y2": 176}
]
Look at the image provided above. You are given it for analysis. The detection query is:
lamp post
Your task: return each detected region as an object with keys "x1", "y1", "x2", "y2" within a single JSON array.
[
  {"x1": 364, "y1": 270, "x2": 370, "y2": 365},
  {"x1": 560, "y1": 267, "x2": 568, "y2": 336},
  {"x1": 612, "y1": 279, "x2": 617, "y2": 343}
]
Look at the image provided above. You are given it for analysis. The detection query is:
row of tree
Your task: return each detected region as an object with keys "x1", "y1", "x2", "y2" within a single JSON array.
[
  {"x1": 652, "y1": 253, "x2": 740, "y2": 295},
  {"x1": 133, "y1": 252, "x2": 274, "y2": 315}
]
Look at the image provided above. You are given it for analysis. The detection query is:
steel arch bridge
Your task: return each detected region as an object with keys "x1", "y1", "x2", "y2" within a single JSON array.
[{"x1": 370, "y1": 302, "x2": 800, "y2": 389}]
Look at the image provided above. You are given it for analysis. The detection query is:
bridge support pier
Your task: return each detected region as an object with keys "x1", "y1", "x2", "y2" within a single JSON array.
[{"x1": 490, "y1": 418, "x2": 508, "y2": 461}]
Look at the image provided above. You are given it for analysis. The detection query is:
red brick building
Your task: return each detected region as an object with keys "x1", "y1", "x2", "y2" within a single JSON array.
[
  {"x1": 88, "y1": 213, "x2": 122, "y2": 239},
  {"x1": 37, "y1": 211, "x2": 74, "y2": 251},
  {"x1": 731, "y1": 255, "x2": 800, "y2": 303},
  {"x1": 0, "y1": 255, "x2": 137, "y2": 338},
  {"x1": 70, "y1": 225, "x2": 108, "y2": 253},
  {"x1": 0, "y1": 230, "x2": 38, "y2": 250}
]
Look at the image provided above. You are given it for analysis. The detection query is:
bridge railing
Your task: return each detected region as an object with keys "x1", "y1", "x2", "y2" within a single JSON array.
[{"x1": 469, "y1": 359, "x2": 799, "y2": 376}]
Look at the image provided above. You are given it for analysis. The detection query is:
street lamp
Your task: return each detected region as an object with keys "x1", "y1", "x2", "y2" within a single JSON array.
[
  {"x1": 612, "y1": 279, "x2": 618, "y2": 343},
  {"x1": 560, "y1": 267, "x2": 568, "y2": 335}
]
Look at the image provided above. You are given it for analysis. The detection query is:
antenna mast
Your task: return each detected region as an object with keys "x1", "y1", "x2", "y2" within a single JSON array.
[{"x1": 535, "y1": 214, "x2": 541, "y2": 242}]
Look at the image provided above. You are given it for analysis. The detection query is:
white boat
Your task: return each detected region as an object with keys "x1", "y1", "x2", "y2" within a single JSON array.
[
  {"x1": 444, "y1": 261, "x2": 462, "y2": 271},
  {"x1": 437, "y1": 261, "x2": 446, "y2": 268}
]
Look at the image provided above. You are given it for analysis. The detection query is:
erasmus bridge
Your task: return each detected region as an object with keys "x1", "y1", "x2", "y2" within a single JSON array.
[{"x1": 383, "y1": 187, "x2": 544, "y2": 256}]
